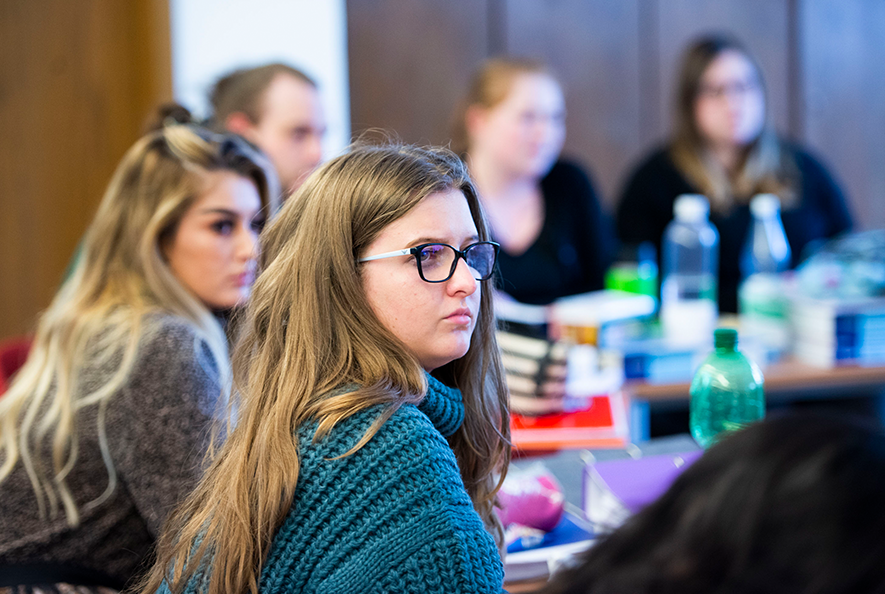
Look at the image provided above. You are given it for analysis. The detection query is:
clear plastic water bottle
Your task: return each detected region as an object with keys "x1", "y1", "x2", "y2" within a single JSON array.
[
  {"x1": 740, "y1": 194, "x2": 791, "y2": 276},
  {"x1": 739, "y1": 194, "x2": 792, "y2": 354},
  {"x1": 690, "y1": 328, "x2": 765, "y2": 448},
  {"x1": 660, "y1": 194, "x2": 719, "y2": 345}
]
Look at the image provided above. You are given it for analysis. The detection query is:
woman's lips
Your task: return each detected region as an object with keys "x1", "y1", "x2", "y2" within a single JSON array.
[
  {"x1": 235, "y1": 271, "x2": 255, "y2": 287},
  {"x1": 446, "y1": 308, "x2": 473, "y2": 325}
]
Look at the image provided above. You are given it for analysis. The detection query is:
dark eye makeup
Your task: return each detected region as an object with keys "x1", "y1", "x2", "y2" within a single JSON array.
[{"x1": 210, "y1": 219, "x2": 236, "y2": 235}]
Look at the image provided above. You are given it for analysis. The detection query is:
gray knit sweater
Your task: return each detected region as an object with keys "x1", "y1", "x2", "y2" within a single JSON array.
[{"x1": 0, "y1": 314, "x2": 224, "y2": 587}]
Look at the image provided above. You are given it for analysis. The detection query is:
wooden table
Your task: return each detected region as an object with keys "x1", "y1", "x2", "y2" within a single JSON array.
[{"x1": 626, "y1": 359, "x2": 885, "y2": 440}]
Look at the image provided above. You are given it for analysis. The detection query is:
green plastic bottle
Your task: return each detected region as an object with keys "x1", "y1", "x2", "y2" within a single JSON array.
[{"x1": 690, "y1": 328, "x2": 765, "y2": 448}]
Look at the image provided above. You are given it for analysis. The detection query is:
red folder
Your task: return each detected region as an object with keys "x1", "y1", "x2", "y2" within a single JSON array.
[{"x1": 510, "y1": 392, "x2": 630, "y2": 450}]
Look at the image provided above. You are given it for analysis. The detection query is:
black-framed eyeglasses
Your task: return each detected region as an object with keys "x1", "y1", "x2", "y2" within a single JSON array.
[{"x1": 359, "y1": 241, "x2": 500, "y2": 283}]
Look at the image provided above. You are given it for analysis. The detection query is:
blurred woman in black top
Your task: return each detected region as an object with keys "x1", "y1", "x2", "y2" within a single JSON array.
[
  {"x1": 453, "y1": 57, "x2": 615, "y2": 305},
  {"x1": 617, "y1": 34, "x2": 852, "y2": 312}
]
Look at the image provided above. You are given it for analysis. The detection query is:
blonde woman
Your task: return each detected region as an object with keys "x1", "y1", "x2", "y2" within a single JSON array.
[
  {"x1": 453, "y1": 57, "x2": 615, "y2": 305},
  {"x1": 617, "y1": 34, "x2": 853, "y2": 312},
  {"x1": 139, "y1": 144, "x2": 510, "y2": 594},
  {"x1": 0, "y1": 123, "x2": 273, "y2": 592}
]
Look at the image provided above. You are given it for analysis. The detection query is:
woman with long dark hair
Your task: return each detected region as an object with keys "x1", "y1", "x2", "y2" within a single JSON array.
[{"x1": 617, "y1": 34, "x2": 852, "y2": 312}]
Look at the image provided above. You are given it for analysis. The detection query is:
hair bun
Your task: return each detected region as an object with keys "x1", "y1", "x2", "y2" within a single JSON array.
[{"x1": 150, "y1": 102, "x2": 195, "y2": 131}]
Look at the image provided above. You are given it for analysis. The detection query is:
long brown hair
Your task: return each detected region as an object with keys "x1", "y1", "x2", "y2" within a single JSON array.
[
  {"x1": 0, "y1": 125, "x2": 272, "y2": 527},
  {"x1": 670, "y1": 34, "x2": 796, "y2": 211},
  {"x1": 140, "y1": 144, "x2": 511, "y2": 594}
]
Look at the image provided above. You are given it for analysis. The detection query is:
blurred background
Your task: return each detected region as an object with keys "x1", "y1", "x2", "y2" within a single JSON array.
[{"x1": 1, "y1": 0, "x2": 883, "y2": 341}]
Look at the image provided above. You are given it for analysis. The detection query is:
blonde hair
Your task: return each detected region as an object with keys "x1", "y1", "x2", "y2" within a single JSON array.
[
  {"x1": 451, "y1": 56, "x2": 556, "y2": 155},
  {"x1": 140, "y1": 144, "x2": 511, "y2": 594},
  {"x1": 0, "y1": 125, "x2": 271, "y2": 526},
  {"x1": 670, "y1": 34, "x2": 796, "y2": 211}
]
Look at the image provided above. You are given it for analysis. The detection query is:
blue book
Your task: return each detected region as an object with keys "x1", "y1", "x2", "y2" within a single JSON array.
[
  {"x1": 619, "y1": 339, "x2": 702, "y2": 383},
  {"x1": 504, "y1": 512, "x2": 596, "y2": 583}
]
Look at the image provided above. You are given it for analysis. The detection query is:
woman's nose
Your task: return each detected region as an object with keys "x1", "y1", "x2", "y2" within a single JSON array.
[
  {"x1": 448, "y1": 257, "x2": 478, "y2": 295},
  {"x1": 238, "y1": 225, "x2": 260, "y2": 260}
]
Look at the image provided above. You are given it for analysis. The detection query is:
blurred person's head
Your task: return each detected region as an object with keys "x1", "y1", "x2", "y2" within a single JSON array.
[
  {"x1": 544, "y1": 412, "x2": 885, "y2": 594},
  {"x1": 0, "y1": 122, "x2": 272, "y2": 525},
  {"x1": 671, "y1": 34, "x2": 792, "y2": 209},
  {"x1": 211, "y1": 63, "x2": 326, "y2": 195},
  {"x1": 678, "y1": 36, "x2": 766, "y2": 151},
  {"x1": 455, "y1": 57, "x2": 565, "y2": 182}
]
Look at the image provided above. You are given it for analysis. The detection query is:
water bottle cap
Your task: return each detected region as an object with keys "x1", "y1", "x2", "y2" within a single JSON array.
[
  {"x1": 673, "y1": 194, "x2": 710, "y2": 222},
  {"x1": 713, "y1": 327, "x2": 738, "y2": 349},
  {"x1": 750, "y1": 194, "x2": 781, "y2": 218}
]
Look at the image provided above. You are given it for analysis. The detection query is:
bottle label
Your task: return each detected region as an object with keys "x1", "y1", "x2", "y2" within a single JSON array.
[
  {"x1": 661, "y1": 274, "x2": 717, "y2": 302},
  {"x1": 739, "y1": 273, "x2": 790, "y2": 352},
  {"x1": 661, "y1": 299, "x2": 717, "y2": 347}
]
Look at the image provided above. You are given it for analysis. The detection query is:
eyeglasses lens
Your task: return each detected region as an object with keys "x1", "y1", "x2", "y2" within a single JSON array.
[
  {"x1": 417, "y1": 243, "x2": 496, "y2": 282},
  {"x1": 417, "y1": 245, "x2": 453, "y2": 282},
  {"x1": 465, "y1": 244, "x2": 495, "y2": 280}
]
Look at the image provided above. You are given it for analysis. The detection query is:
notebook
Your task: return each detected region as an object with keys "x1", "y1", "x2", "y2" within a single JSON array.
[
  {"x1": 504, "y1": 511, "x2": 596, "y2": 583},
  {"x1": 510, "y1": 391, "x2": 630, "y2": 450}
]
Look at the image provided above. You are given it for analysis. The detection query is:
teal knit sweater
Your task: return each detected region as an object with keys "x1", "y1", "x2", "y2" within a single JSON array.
[{"x1": 171, "y1": 374, "x2": 504, "y2": 593}]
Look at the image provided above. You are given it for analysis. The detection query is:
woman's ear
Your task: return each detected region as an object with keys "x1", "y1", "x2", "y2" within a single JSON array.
[
  {"x1": 464, "y1": 104, "x2": 488, "y2": 142},
  {"x1": 224, "y1": 112, "x2": 256, "y2": 138},
  {"x1": 157, "y1": 222, "x2": 179, "y2": 263}
]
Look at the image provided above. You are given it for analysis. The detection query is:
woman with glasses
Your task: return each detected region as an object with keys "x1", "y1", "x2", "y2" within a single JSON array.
[
  {"x1": 138, "y1": 144, "x2": 510, "y2": 594},
  {"x1": 0, "y1": 118, "x2": 273, "y2": 592},
  {"x1": 617, "y1": 34, "x2": 853, "y2": 312},
  {"x1": 452, "y1": 57, "x2": 615, "y2": 306}
]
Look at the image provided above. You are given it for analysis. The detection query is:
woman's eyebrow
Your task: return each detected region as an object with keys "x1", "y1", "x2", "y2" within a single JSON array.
[
  {"x1": 457, "y1": 234, "x2": 481, "y2": 248},
  {"x1": 406, "y1": 234, "x2": 480, "y2": 247},
  {"x1": 198, "y1": 207, "x2": 262, "y2": 220},
  {"x1": 198, "y1": 208, "x2": 240, "y2": 217},
  {"x1": 405, "y1": 236, "x2": 446, "y2": 247}
]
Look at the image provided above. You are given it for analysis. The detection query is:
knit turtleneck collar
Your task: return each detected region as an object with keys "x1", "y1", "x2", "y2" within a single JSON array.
[{"x1": 418, "y1": 373, "x2": 466, "y2": 437}]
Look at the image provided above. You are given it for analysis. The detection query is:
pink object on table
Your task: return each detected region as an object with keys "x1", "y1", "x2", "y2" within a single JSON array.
[{"x1": 498, "y1": 468, "x2": 565, "y2": 532}]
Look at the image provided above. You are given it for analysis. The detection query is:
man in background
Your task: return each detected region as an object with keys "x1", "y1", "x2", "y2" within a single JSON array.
[{"x1": 210, "y1": 63, "x2": 326, "y2": 197}]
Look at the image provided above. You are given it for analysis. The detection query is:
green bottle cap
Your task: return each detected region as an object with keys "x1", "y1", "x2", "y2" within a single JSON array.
[{"x1": 714, "y1": 327, "x2": 738, "y2": 350}]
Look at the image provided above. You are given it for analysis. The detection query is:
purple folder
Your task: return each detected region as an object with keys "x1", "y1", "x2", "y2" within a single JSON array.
[{"x1": 582, "y1": 450, "x2": 703, "y2": 528}]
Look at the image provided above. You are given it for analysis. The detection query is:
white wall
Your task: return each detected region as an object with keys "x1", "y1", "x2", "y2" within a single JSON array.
[{"x1": 169, "y1": 0, "x2": 350, "y2": 159}]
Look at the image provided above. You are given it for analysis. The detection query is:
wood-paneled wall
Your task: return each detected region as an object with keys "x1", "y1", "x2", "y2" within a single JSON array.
[
  {"x1": 348, "y1": 0, "x2": 884, "y2": 228},
  {"x1": 0, "y1": 0, "x2": 171, "y2": 340},
  {"x1": 800, "y1": 0, "x2": 885, "y2": 233}
]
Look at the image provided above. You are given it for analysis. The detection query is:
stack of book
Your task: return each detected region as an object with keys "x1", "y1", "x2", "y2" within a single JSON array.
[
  {"x1": 495, "y1": 289, "x2": 657, "y2": 349},
  {"x1": 618, "y1": 338, "x2": 701, "y2": 384},
  {"x1": 791, "y1": 295, "x2": 885, "y2": 368},
  {"x1": 497, "y1": 290, "x2": 656, "y2": 420},
  {"x1": 548, "y1": 290, "x2": 657, "y2": 348}
]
